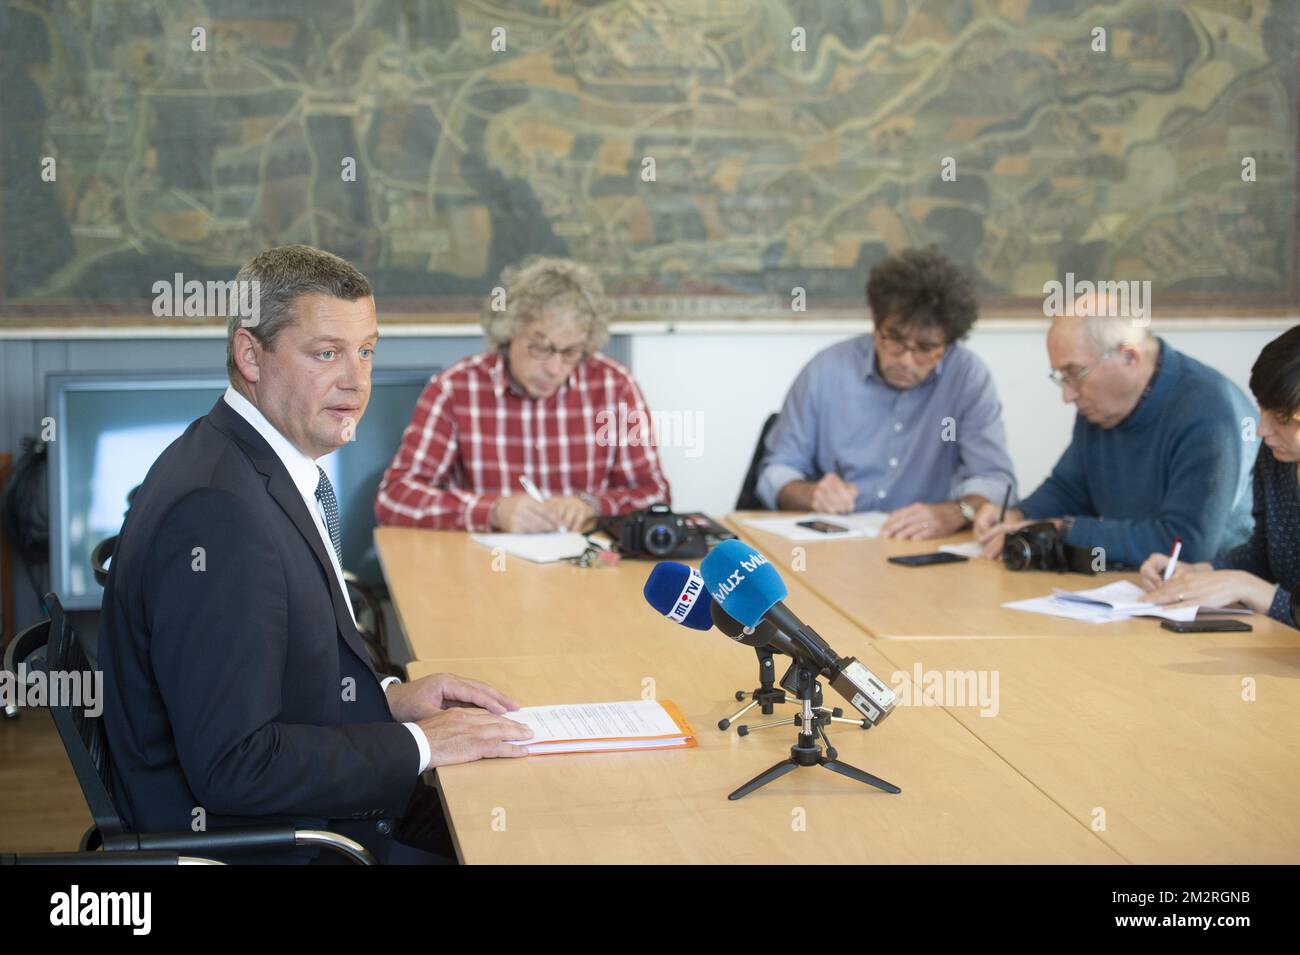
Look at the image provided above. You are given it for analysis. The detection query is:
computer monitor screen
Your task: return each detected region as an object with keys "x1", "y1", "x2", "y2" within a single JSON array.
[{"x1": 47, "y1": 370, "x2": 430, "y2": 610}]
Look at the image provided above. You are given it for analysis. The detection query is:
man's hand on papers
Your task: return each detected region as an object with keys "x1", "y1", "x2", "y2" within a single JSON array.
[
  {"x1": 543, "y1": 495, "x2": 596, "y2": 534},
  {"x1": 387, "y1": 672, "x2": 520, "y2": 722},
  {"x1": 1144, "y1": 568, "x2": 1274, "y2": 613},
  {"x1": 491, "y1": 494, "x2": 560, "y2": 533},
  {"x1": 416, "y1": 707, "x2": 534, "y2": 766},
  {"x1": 881, "y1": 501, "x2": 965, "y2": 540},
  {"x1": 810, "y1": 474, "x2": 858, "y2": 514}
]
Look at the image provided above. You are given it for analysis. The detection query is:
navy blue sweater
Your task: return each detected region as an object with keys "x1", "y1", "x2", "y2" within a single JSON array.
[
  {"x1": 1212, "y1": 443, "x2": 1299, "y2": 627},
  {"x1": 1019, "y1": 340, "x2": 1256, "y2": 567}
]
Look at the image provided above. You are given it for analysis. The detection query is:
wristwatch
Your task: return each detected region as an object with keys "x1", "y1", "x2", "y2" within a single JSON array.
[{"x1": 957, "y1": 499, "x2": 977, "y2": 525}]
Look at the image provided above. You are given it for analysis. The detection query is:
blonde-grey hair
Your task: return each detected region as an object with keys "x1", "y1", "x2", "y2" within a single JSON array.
[{"x1": 481, "y1": 257, "x2": 611, "y2": 352}]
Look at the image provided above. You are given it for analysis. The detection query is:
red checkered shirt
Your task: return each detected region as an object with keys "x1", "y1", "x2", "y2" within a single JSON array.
[{"x1": 375, "y1": 350, "x2": 672, "y2": 531}]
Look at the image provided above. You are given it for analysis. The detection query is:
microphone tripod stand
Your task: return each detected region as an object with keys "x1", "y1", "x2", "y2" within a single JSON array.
[
  {"x1": 718, "y1": 647, "x2": 868, "y2": 735},
  {"x1": 727, "y1": 662, "x2": 901, "y2": 801}
]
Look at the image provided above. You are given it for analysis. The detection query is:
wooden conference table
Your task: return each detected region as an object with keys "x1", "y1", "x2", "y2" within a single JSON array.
[{"x1": 375, "y1": 520, "x2": 1300, "y2": 864}]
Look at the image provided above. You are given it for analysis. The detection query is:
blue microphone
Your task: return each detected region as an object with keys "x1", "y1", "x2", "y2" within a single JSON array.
[
  {"x1": 644, "y1": 562, "x2": 806, "y2": 658},
  {"x1": 699, "y1": 540, "x2": 898, "y2": 726},
  {"x1": 699, "y1": 539, "x2": 787, "y2": 629},
  {"x1": 643, "y1": 561, "x2": 713, "y2": 631}
]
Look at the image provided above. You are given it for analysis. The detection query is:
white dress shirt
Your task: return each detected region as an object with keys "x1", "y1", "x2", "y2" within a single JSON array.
[{"x1": 222, "y1": 387, "x2": 430, "y2": 773}]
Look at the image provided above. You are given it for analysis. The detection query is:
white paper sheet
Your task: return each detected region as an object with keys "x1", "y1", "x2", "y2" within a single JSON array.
[
  {"x1": 741, "y1": 511, "x2": 888, "y2": 541},
  {"x1": 1004, "y1": 578, "x2": 1251, "y2": 625},
  {"x1": 505, "y1": 700, "x2": 681, "y2": 744},
  {"x1": 939, "y1": 541, "x2": 985, "y2": 557},
  {"x1": 469, "y1": 532, "x2": 590, "y2": 563},
  {"x1": 1002, "y1": 595, "x2": 1133, "y2": 624}
]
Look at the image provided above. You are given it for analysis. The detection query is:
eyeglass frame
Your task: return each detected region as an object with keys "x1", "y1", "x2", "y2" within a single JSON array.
[
  {"x1": 524, "y1": 337, "x2": 588, "y2": 364},
  {"x1": 873, "y1": 324, "x2": 948, "y2": 361},
  {"x1": 1048, "y1": 347, "x2": 1117, "y2": 389}
]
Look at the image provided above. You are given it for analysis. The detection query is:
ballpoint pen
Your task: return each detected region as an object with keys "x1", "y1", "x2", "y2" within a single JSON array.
[{"x1": 519, "y1": 475, "x2": 566, "y2": 532}]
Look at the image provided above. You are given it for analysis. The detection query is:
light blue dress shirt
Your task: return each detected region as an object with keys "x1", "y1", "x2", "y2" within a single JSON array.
[{"x1": 757, "y1": 335, "x2": 1017, "y2": 512}]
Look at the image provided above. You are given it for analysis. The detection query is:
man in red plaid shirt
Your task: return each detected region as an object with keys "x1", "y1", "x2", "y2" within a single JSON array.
[{"x1": 375, "y1": 258, "x2": 671, "y2": 532}]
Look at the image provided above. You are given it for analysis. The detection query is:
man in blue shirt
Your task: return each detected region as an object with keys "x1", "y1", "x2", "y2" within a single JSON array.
[
  {"x1": 758, "y1": 247, "x2": 1017, "y2": 539},
  {"x1": 975, "y1": 314, "x2": 1256, "y2": 567}
]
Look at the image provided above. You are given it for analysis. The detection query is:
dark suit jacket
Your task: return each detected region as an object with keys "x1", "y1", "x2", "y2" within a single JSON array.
[{"x1": 100, "y1": 397, "x2": 420, "y2": 863}]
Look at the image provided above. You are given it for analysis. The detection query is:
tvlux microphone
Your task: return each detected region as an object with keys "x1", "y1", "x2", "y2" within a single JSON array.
[{"x1": 700, "y1": 540, "x2": 898, "y2": 726}]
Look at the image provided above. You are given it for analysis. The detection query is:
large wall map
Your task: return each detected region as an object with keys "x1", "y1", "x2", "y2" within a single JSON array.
[{"x1": 0, "y1": 0, "x2": 1296, "y2": 326}]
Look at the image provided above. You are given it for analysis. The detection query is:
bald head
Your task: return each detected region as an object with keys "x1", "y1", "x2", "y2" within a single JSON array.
[{"x1": 1047, "y1": 314, "x2": 1159, "y2": 429}]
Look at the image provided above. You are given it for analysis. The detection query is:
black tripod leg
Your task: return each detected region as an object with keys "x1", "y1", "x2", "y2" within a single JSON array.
[
  {"x1": 728, "y1": 758, "x2": 800, "y2": 801},
  {"x1": 820, "y1": 758, "x2": 901, "y2": 794}
]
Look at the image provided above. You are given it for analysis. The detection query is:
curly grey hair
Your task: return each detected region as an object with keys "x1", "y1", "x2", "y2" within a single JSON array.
[{"x1": 481, "y1": 257, "x2": 611, "y2": 352}]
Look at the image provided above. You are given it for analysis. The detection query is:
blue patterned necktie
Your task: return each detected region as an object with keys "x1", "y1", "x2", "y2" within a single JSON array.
[{"x1": 314, "y1": 466, "x2": 343, "y2": 565}]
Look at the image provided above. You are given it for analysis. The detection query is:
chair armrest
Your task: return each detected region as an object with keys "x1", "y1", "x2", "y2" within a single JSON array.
[
  {"x1": 120, "y1": 825, "x2": 376, "y2": 864},
  {"x1": 2, "y1": 850, "x2": 210, "y2": 865}
]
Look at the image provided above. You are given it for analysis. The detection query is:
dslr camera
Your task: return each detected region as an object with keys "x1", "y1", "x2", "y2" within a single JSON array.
[
  {"x1": 603, "y1": 504, "x2": 735, "y2": 559},
  {"x1": 618, "y1": 503, "x2": 689, "y2": 558},
  {"x1": 1002, "y1": 521, "x2": 1096, "y2": 574}
]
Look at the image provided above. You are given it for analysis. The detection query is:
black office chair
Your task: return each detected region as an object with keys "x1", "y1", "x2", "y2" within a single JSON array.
[
  {"x1": 90, "y1": 534, "x2": 116, "y2": 587},
  {"x1": 734, "y1": 413, "x2": 780, "y2": 511},
  {"x1": 2, "y1": 851, "x2": 221, "y2": 865},
  {"x1": 36, "y1": 593, "x2": 376, "y2": 864},
  {"x1": 345, "y1": 573, "x2": 401, "y2": 678},
  {"x1": 3, "y1": 617, "x2": 50, "y2": 719}
]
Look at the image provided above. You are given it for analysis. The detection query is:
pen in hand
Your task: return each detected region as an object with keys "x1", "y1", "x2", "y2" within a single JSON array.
[
  {"x1": 518, "y1": 475, "x2": 565, "y2": 532},
  {"x1": 1163, "y1": 536, "x2": 1183, "y2": 582}
]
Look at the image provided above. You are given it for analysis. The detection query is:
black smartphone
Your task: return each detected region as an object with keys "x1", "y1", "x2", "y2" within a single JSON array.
[
  {"x1": 887, "y1": 552, "x2": 969, "y2": 567},
  {"x1": 1160, "y1": 619, "x2": 1253, "y2": 633},
  {"x1": 796, "y1": 520, "x2": 849, "y2": 534}
]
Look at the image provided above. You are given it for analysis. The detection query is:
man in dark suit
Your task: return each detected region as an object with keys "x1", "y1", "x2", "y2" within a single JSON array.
[{"x1": 100, "y1": 245, "x2": 530, "y2": 864}]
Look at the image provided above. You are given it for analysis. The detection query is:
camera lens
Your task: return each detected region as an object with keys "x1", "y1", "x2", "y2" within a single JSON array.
[
  {"x1": 645, "y1": 522, "x2": 677, "y2": 557},
  {"x1": 1002, "y1": 536, "x2": 1032, "y2": 571}
]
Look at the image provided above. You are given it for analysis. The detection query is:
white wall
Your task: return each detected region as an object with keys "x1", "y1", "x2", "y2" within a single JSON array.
[{"x1": 630, "y1": 320, "x2": 1293, "y2": 516}]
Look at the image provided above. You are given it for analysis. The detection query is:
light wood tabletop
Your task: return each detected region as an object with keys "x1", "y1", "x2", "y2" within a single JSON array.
[
  {"x1": 871, "y1": 630, "x2": 1300, "y2": 863},
  {"x1": 378, "y1": 525, "x2": 1300, "y2": 863},
  {"x1": 406, "y1": 650, "x2": 1121, "y2": 865},
  {"x1": 724, "y1": 511, "x2": 1300, "y2": 642},
  {"x1": 377, "y1": 524, "x2": 895, "y2": 662}
]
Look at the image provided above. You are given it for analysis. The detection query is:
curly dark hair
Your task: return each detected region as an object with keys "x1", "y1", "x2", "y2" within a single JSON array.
[{"x1": 866, "y1": 247, "x2": 978, "y2": 343}]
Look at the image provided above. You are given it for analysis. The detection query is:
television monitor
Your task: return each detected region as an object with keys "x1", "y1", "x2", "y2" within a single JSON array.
[{"x1": 46, "y1": 369, "x2": 431, "y2": 610}]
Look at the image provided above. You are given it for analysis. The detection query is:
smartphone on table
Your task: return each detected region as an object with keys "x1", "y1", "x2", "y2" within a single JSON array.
[
  {"x1": 797, "y1": 520, "x2": 849, "y2": 534},
  {"x1": 887, "y1": 553, "x2": 969, "y2": 567},
  {"x1": 1160, "y1": 619, "x2": 1252, "y2": 633}
]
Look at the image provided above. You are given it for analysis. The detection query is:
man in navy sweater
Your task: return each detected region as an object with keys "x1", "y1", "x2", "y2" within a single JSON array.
[{"x1": 975, "y1": 314, "x2": 1256, "y2": 568}]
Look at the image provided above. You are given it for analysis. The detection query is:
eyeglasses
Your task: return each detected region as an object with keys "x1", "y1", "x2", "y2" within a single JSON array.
[
  {"x1": 566, "y1": 536, "x2": 617, "y2": 568},
  {"x1": 875, "y1": 328, "x2": 946, "y2": 360},
  {"x1": 1048, "y1": 348, "x2": 1116, "y2": 388},
  {"x1": 526, "y1": 339, "x2": 586, "y2": 363}
]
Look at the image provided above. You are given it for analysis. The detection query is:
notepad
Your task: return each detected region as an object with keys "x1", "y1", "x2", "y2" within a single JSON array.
[
  {"x1": 741, "y1": 512, "x2": 888, "y2": 541},
  {"x1": 1004, "y1": 579, "x2": 1252, "y2": 624},
  {"x1": 505, "y1": 700, "x2": 697, "y2": 755},
  {"x1": 469, "y1": 532, "x2": 590, "y2": 563}
]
